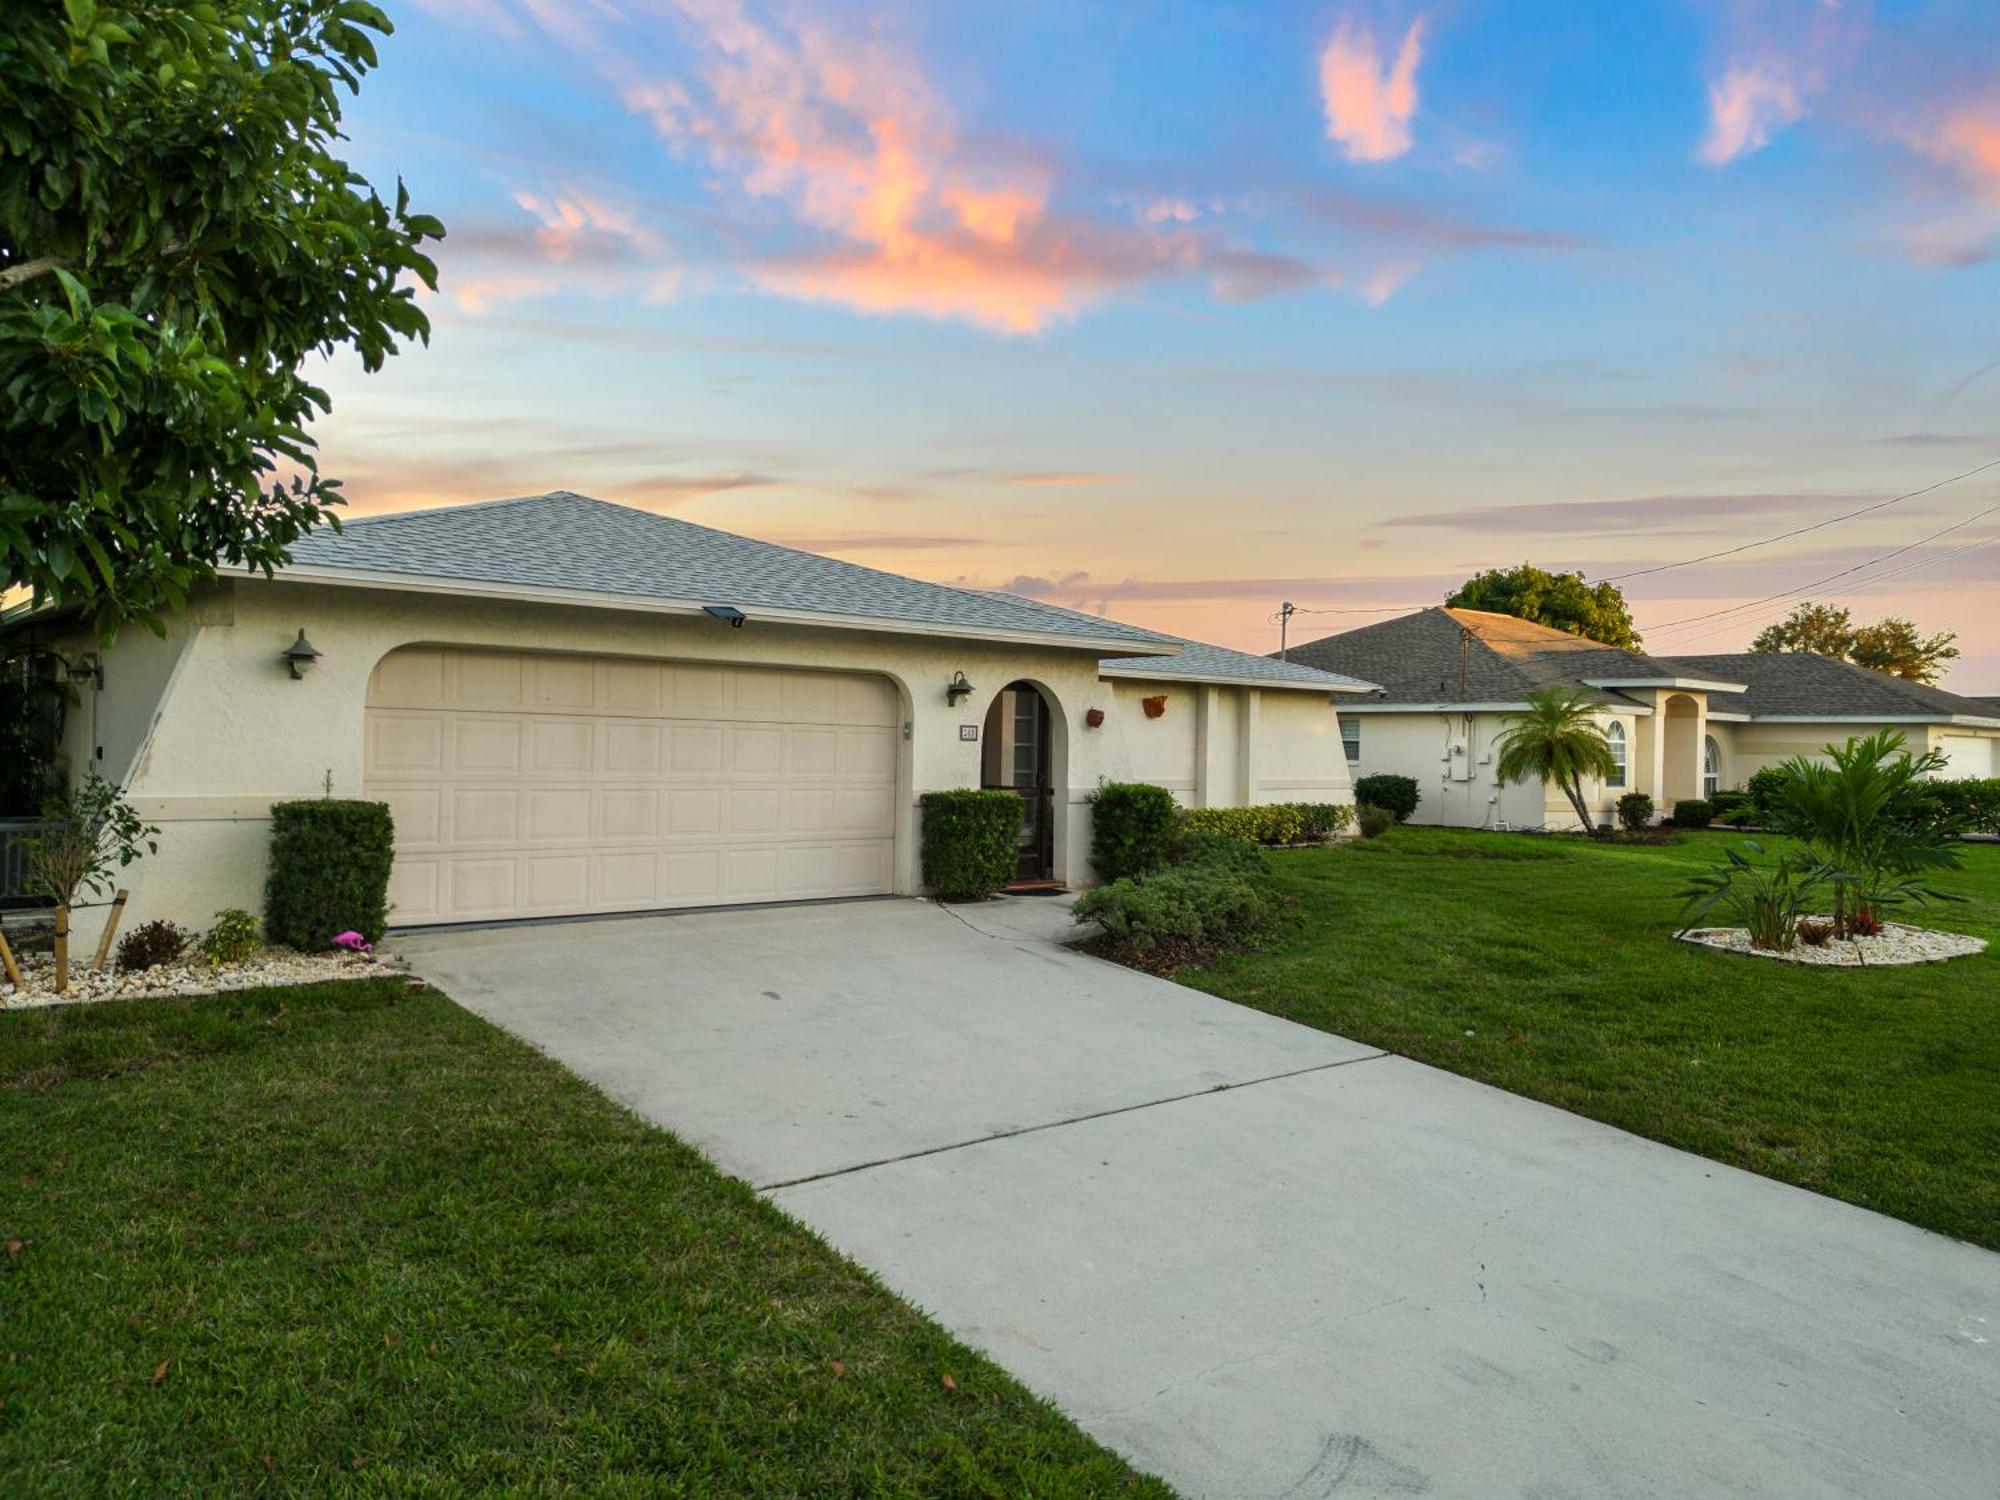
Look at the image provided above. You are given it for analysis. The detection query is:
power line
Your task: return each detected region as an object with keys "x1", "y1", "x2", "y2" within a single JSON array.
[
  {"x1": 1599, "y1": 453, "x2": 2000, "y2": 583},
  {"x1": 1638, "y1": 500, "x2": 2000, "y2": 638}
]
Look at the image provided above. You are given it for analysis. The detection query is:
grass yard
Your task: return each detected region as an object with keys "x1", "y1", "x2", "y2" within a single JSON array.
[
  {"x1": 1186, "y1": 827, "x2": 2000, "y2": 1251},
  {"x1": 0, "y1": 979, "x2": 1168, "y2": 1497}
]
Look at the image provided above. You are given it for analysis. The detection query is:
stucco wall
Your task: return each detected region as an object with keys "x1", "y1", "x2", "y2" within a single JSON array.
[
  {"x1": 1345, "y1": 708, "x2": 1645, "y2": 830},
  {"x1": 53, "y1": 579, "x2": 1354, "y2": 940},
  {"x1": 1714, "y1": 721, "x2": 2000, "y2": 784}
]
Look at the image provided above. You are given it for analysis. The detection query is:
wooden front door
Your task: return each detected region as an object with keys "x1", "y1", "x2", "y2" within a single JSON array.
[{"x1": 981, "y1": 684, "x2": 1054, "y2": 884}]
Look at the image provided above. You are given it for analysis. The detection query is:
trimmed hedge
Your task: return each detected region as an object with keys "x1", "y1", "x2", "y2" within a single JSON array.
[
  {"x1": 1708, "y1": 789, "x2": 1752, "y2": 824},
  {"x1": 919, "y1": 789, "x2": 1022, "y2": 901},
  {"x1": 1355, "y1": 804, "x2": 1394, "y2": 838},
  {"x1": 1746, "y1": 765, "x2": 1789, "y2": 823},
  {"x1": 265, "y1": 800, "x2": 396, "y2": 949},
  {"x1": 1615, "y1": 792, "x2": 1654, "y2": 831},
  {"x1": 1178, "y1": 801, "x2": 1354, "y2": 846},
  {"x1": 1072, "y1": 834, "x2": 1274, "y2": 961},
  {"x1": 1672, "y1": 798, "x2": 1714, "y2": 829},
  {"x1": 1352, "y1": 774, "x2": 1420, "y2": 823},
  {"x1": 1907, "y1": 777, "x2": 2000, "y2": 836},
  {"x1": 1090, "y1": 781, "x2": 1178, "y2": 884}
]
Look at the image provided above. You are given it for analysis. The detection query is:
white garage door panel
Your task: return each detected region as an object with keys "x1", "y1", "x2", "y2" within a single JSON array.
[{"x1": 366, "y1": 647, "x2": 899, "y2": 924}]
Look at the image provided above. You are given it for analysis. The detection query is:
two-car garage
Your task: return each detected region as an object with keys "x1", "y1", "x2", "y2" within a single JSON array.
[{"x1": 363, "y1": 646, "x2": 901, "y2": 925}]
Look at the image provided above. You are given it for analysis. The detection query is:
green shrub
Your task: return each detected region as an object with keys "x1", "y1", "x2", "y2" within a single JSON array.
[
  {"x1": 1615, "y1": 792, "x2": 1654, "y2": 831},
  {"x1": 1678, "y1": 842, "x2": 1830, "y2": 952},
  {"x1": 1352, "y1": 774, "x2": 1419, "y2": 823},
  {"x1": 1904, "y1": 777, "x2": 2000, "y2": 837},
  {"x1": 115, "y1": 918, "x2": 189, "y2": 972},
  {"x1": 1089, "y1": 781, "x2": 1178, "y2": 883},
  {"x1": 1072, "y1": 838, "x2": 1274, "y2": 961},
  {"x1": 199, "y1": 907, "x2": 262, "y2": 964},
  {"x1": 1672, "y1": 798, "x2": 1714, "y2": 829},
  {"x1": 1178, "y1": 801, "x2": 1354, "y2": 846},
  {"x1": 265, "y1": 799, "x2": 396, "y2": 948},
  {"x1": 1708, "y1": 790, "x2": 1752, "y2": 824},
  {"x1": 1746, "y1": 765, "x2": 1790, "y2": 822},
  {"x1": 1356, "y1": 804, "x2": 1394, "y2": 838},
  {"x1": 918, "y1": 789, "x2": 1021, "y2": 901}
]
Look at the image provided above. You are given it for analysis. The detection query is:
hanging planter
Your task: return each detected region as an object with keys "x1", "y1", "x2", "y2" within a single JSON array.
[
  {"x1": 1142, "y1": 695, "x2": 1168, "y2": 719},
  {"x1": 1085, "y1": 707, "x2": 1105, "y2": 729}
]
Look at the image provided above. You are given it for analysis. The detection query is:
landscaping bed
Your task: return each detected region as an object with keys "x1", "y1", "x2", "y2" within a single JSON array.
[
  {"x1": 1678, "y1": 920, "x2": 1986, "y2": 966},
  {"x1": 0, "y1": 978, "x2": 1167, "y2": 1496},
  {"x1": 1, "y1": 945, "x2": 404, "y2": 1008}
]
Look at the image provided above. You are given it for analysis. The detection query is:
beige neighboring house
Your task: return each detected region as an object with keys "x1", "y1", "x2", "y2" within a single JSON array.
[
  {"x1": 5, "y1": 492, "x2": 1372, "y2": 943},
  {"x1": 1286, "y1": 607, "x2": 2000, "y2": 830}
]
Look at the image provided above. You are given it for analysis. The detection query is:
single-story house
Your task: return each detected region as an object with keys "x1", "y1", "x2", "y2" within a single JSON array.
[
  {"x1": 7, "y1": 492, "x2": 1371, "y2": 940},
  {"x1": 1285, "y1": 607, "x2": 2000, "y2": 829}
]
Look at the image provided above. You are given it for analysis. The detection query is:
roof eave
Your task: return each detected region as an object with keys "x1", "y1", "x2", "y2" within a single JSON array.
[
  {"x1": 1742, "y1": 712, "x2": 2000, "y2": 728},
  {"x1": 258, "y1": 565, "x2": 1184, "y2": 657},
  {"x1": 1099, "y1": 666, "x2": 1378, "y2": 694},
  {"x1": 1335, "y1": 699, "x2": 1654, "y2": 717},
  {"x1": 1581, "y1": 675, "x2": 1750, "y2": 693}
]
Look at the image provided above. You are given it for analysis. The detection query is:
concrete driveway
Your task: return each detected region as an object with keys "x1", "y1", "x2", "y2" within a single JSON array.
[{"x1": 402, "y1": 898, "x2": 2000, "y2": 1499}]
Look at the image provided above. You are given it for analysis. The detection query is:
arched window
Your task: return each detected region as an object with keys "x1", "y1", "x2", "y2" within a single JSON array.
[
  {"x1": 1605, "y1": 721, "x2": 1626, "y2": 788},
  {"x1": 1703, "y1": 735, "x2": 1722, "y2": 798}
]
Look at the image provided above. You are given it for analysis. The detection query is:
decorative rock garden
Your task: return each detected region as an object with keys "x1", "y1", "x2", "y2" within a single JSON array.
[
  {"x1": 1677, "y1": 922, "x2": 1987, "y2": 967},
  {"x1": 1, "y1": 945, "x2": 407, "y2": 1009}
]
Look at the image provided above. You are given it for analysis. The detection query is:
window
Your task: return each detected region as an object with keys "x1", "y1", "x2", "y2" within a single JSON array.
[
  {"x1": 1605, "y1": 721, "x2": 1626, "y2": 788},
  {"x1": 1340, "y1": 715, "x2": 1360, "y2": 765},
  {"x1": 1703, "y1": 735, "x2": 1721, "y2": 798}
]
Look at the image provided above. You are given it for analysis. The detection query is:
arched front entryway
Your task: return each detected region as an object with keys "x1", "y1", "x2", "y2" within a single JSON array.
[{"x1": 981, "y1": 681, "x2": 1059, "y2": 886}]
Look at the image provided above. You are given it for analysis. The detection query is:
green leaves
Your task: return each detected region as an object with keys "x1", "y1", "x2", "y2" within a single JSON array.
[{"x1": 2, "y1": 0, "x2": 443, "y2": 638}]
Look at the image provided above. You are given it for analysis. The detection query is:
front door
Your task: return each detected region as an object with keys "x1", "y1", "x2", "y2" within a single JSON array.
[{"x1": 981, "y1": 683, "x2": 1054, "y2": 884}]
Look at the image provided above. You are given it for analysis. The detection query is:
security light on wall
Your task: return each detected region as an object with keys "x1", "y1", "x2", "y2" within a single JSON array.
[
  {"x1": 703, "y1": 605, "x2": 747, "y2": 628},
  {"x1": 282, "y1": 629, "x2": 322, "y2": 680},
  {"x1": 945, "y1": 671, "x2": 975, "y2": 706}
]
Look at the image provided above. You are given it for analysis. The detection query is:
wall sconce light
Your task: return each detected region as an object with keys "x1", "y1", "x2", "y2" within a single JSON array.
[
  {"x1": 282, "y1": 629, "x2": 322, "y2": 680},
  {"x1": 63, "y1": 654, "x2": 103, "y2": 688},
  {"x1": 1084, "y1": 707, "x2": 1105, "y2": 729},
  {"x1": 945, "y1": 671, "x2": 975, "y2": 706},
  {"x1": 703, "y1": 604, "x2": 747, "y2": 628}
]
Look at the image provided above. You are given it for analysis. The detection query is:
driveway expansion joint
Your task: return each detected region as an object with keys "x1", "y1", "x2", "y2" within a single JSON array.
[{"x1": 756, "y1": 1049, "x2": 1392, "y2": 1192}]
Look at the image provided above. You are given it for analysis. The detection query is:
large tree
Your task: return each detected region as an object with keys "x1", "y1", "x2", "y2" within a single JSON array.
[
  {"x1": 1750, "y1": 603, "x2": 1959, "y2": 685},
  {"x1": 1446, "y1": 563, "x2": 1641, "y2": 649},
  {"x1": 1, "y1": 1, "x2": 442, "y2": 636}
]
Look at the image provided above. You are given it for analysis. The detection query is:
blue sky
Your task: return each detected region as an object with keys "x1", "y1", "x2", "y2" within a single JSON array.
[{"x1": 311, "y1": 0, "x2": 2000, "y2": 685}]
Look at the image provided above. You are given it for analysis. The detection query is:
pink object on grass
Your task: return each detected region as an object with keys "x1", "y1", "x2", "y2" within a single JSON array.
[{"x1": 332, "y1": 930, "x2": 374, "y2": 954}]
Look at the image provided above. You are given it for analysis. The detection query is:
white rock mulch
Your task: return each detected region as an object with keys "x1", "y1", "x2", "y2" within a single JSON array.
[
  {"x1": 1677, "y1": 921, "x2": 1987, "y2": 967},
  {"x1": 1, "y1": 947, "x2": 408, "y2": 1010}
]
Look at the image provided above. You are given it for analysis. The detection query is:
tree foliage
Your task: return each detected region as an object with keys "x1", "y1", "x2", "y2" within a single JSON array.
[
  {"x1": 1749, "y1": 603, "x2": 1959, "y2": 685},
  {"x1": 1447, "y1": 563, "x2": 1641, "y2": 648},
  {"x1": 1495, "y1": 686, "x2": 1619, "y2": 832},
  {"x1": 1, "y1": 1, "x2": 443, "y2": 636}
]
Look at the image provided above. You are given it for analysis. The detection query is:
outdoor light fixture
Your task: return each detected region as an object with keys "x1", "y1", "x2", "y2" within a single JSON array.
[
  {"x1": 703, "y1": 605, "x2": 747, "y2": 628},
  {"x1": 63, "y1": 654, "x2": 103, "y2": 688},
  {"x1": 945, "y1": 671, "x2": 975, "y2": 706},
  {"x1": 282, "y1": 629, "x2": 322, "y2": 680}
]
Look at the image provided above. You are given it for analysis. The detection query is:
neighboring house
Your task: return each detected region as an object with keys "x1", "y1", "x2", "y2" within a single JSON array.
[
  {"x1": 1660, "y1": 652, "x2": 2000, "y2": 782},
  {"x1": 1288, "y1": 607, "x2": 2000, "y2": 829},
  {"x1": 5, "y1": 493, "x2": 1371, "y2": 939},
  {"x1": 1284, "y1": 608, "x2": 1746, "y2": 829}
]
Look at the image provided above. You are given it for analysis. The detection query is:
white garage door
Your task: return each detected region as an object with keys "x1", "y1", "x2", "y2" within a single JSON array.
[{"x1": 364, "y1": 646, "x2": 900, "y2": 925}]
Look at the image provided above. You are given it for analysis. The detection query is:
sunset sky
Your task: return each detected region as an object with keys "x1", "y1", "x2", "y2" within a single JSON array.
[{"x1": 312, "y1": 0, "x2": 2000, "y2": 687}]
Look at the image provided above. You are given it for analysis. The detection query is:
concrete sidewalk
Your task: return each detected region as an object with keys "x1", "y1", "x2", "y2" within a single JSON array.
[{"x1": 403, "y1": 897, "x2": 2000, "y2": 1498}]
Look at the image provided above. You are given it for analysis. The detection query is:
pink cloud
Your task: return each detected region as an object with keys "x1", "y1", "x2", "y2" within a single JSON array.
[
  {"x1": 446, "y1": 189, "x2": 676, "y2": 312},
  {"x1": 1697, "y1": 63, "x2": 1805, "y2": 165},
  {"x1": 1318, "y1": 15, "x2": 1426, "y2": 164}
]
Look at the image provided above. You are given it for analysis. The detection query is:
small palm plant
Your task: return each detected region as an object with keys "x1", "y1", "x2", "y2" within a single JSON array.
[
  {"x1": 1766, "y1": 729, "x2": 1962, "y2": 936},
  {"x1": 1495, "y1": 687, "x2": 1619, "y2": 832}
]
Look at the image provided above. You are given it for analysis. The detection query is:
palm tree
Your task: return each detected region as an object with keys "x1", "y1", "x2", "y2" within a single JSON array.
[
  {"x1": 1768, "y1": 729, "x2": 1960, "y2": 936},
  {"x1": 1495, "y1": 687, "x2": 1619, "y2": 832}
]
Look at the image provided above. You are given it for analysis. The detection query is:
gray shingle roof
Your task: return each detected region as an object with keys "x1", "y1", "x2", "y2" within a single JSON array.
[
  {"x1": 1285, "y1": 607, "x2": 1699, "y2": 705},
  {"x1": 283, "y1": 492, "x2": 1174, "y2": 651},
  {"x1": 1657, "y1": 653, "x2": 2000, "y2": 723},
  {"x1": 1100, "y1": 637, "x2": 1375, "y2": 693}
]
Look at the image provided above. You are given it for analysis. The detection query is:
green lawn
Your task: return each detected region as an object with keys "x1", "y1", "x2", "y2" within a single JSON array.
[
  {"x1": 0, "y1": 980, "x2": 1168, "y2": 1497},
  {"x1": 1186, "y1": 827, "x2": 2000, "y2": 1250}
]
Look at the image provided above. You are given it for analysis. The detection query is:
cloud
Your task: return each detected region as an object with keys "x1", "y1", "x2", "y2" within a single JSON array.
[
  {"x1": 1318, "y1": 16, "x2": 1426, "y2": 163},
  {"x1": 445, "y1": 189, "x2": 677, "y2": 312},
  {"x1": 1697, "y1": 63, "x2": 1805, "y2": 165},
  {"x1": 1381, "y1": 493, "x2": 1875, "y2": 536},
  {"x1": 1004, "y1": 472, "x2": 1123, "y2": 488}
]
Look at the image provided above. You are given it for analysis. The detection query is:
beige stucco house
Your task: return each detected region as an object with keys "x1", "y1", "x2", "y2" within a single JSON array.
[
  {"x1": 1287, "y1": 607, "x2": 2000, "y2": 830},
  {"x1": 7, "y1": 493, "x2": 1371, "y2": 942}
]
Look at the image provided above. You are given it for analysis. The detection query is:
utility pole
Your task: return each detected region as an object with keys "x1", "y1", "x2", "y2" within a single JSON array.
[{"x1": 1278, "y1": 600, "x2": 1296, "y2": 661}]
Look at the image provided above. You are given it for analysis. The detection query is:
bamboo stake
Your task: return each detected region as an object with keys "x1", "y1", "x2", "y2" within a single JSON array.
[
  {"x1": 92, "y1": 889, "x2": 130, "y2": 973},
  {"x1": 0, "y1": 929, "x2": 23, "y2": 992},
  {"x1": 53, "y1": 904, "x2": 70, "y2": 995}
]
